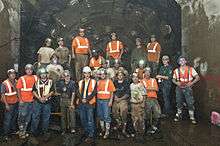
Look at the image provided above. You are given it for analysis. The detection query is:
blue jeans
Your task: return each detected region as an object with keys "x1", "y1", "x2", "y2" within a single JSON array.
[
  {"x1": 161, "y1": 84, "x2": 172, "y2": 114},
  {"x1": 31, "y1": 101, "x2": 51, "y2": 135},
  {"x1": 78, "y1": 104, "x2": 95, "y2": 138},
  {"x1": 176, "y1": 86, "x2": 195, "y2": 111},
  {"x1": 18, "y1": 102, "x2": 33, "y2": 133},
  {"x1": 97, "y1": 99, "x2": 111, "y2": 123},
  {"x1": 3, "y1": 103, "x2": 18, "y2": 135}
]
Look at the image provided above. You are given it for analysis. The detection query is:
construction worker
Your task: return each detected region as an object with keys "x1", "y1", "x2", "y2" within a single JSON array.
[
  {"x1": 112, "y1": 59, "x2": 128, "y2": 79},
  {"x1": 131, "y1": 38, "x2": 146, "y2": 73},
  {"x1": 37, "y1": 38, "x2": 55, "y2": 69},
  {"x1": 173, "y1": 56, "x2": 200, "y2": 124},
  {"x1": 72, "y1": 28, "x2": 91, "y2": 81},
  {"x1": 106, "y1": 32, "x2": 124, "y2": 62},
  {"x1": 57, "y1": 70, "x2": 76, "y2": 135},
  {"x1": 16, "y1": 64, "x2": 38, "y2": 139},
  {"x1": 78, "y1": 66, "x2": 97, "y2": 143},
  {"x1": 31, "y1": 68, "x2": 54, "y2": 142},
  {"x1": 55, "y1": 37, "x2": 71, "y2": 70},
  {"x1": 130, "y1": 73, "x2": 146, "y2": 143},
  {"x1": 112, "y1": 71, "x2": 130, "y2": 139},
  {"x1": 146, "y1": 35, "x2": 161, "y2": 77},
  {"x1": 1, "y1": 69, "x2": 18, "y2": 141},
  {"x1": 46, "y1": 54, "x2": 64, "y2": 92},
  {"x1": 141, "y1": 67, "x2": 161, "y2": 134},
  {"x1": 135, "y1": 60, "x2": 146, "y2": 80},
  {"x1": 89, "y1": 49, "x2": 105, "y2": 70},
  {"x1": 89, "y1": 49, "x2": 105, "y2": 78},
  {"x1": 156, "y1": 55, "x2": 173, "y2": 117},
  {"x1": 97, "y1": 68, "x2": 116, "y2": 139}
]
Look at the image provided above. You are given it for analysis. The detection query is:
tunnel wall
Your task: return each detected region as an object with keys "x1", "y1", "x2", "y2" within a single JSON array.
[
  {"x1": 176, "y1": 0, "x2": 220, "y2": 120},
  {"x1": 0, "y1": 0, "x2": 20, "y2": 79}
]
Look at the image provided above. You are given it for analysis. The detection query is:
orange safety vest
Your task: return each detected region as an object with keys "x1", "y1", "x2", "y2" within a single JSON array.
[
  {"x1": 72, "y1": 36, "x2": 90, "y2": 54},
  {"x1": 174, "y1": 66, "x2": 193, "y2": 83},
  {"x1": 146, "y1": 41, "x2": 161, "y2": 62},
  {"x1": 97, "y1": 79, "x2": 116, "y2": 100},
  {"x1": 141, "y1": 78, "x2": 158, "y2": 98},
  {"x1": 106, "y1": 40, "x2": 123, "y2": 59},
  {"x1": 2, "y1": 79, "x2": 18, "y2": 104},
  {"x1": 78, "y1": 79, "x2": 96, "y2": 105},
  {"x1": 17, "y1": 75, "x2": 38, "y2": 102},
  {"x1": 89, "y1": 56, "x2": 102, "y2": 70}
]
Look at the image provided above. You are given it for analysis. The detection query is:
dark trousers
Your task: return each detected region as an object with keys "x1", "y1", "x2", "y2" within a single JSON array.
[
  {"x1": 3, "y1": 103, "x2": 18, "y2": 135},
  {"x1": 31, "y1": 101, "x2": 51, "y2": 135},
  {"x1": 78, "y1": 104, "x2": 95, "y2": 138}
]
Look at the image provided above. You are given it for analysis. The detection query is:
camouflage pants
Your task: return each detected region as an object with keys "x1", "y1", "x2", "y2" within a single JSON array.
[
  {"x1": 145, "y1": 98, "x2": 161, "y2": 125},
  {"x1": 60, "y1": 98, "x2": 75, "y2": 131},
  {"x1": 112, "y1": 100, "x2": 128, "y2": 124},
  {"x1": 74, "y1": 54, "x2": 88, "y2": 81},
  {"x1": 131, "y1": 102, "x2": 145, "y2": 134}
]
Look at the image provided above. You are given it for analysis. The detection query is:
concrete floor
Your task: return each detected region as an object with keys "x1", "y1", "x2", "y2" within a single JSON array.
[{"x1": 0, "y1": 119, "x2": 219, "y2": 146}]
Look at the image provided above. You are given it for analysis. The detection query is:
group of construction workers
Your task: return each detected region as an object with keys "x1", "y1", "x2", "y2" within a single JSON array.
[{"x1": 1, "y1": 28, "x2": 200, "y2": 144}]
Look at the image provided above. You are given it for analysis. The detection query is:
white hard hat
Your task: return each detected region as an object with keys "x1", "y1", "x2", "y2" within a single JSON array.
[
  {"x1": 144, "y1": 67, "x2": 151, "y2": 73},
  {"x1": 25, "y1": 64, "x2": 33, "y2": 70},
  {"x1": 83, "y1": 66, "x2": 92, "y2": 73}
]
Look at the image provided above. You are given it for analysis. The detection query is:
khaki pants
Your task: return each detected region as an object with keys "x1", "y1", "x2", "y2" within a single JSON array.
[
  {"x1": 60, "y1": 98, "x2": 75, "y2": 131},
  {"x1": 131, "y1": 102, "x2": 145, "y2": 134},
  {"x1": 145, "y1": 98, "x2": 161, "y2": 126},
  {"x1": 112, "y1": 100, "x2": 128, "y2": 124},
  {"x1": 74, "y1": 54, "x2": 88, "y2": 81}
]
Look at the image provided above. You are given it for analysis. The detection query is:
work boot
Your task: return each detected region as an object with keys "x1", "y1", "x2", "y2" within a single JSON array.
[
  {"x1": 99, "y1": 121, "x2": 105, "y2": 136},
  {"x1": 135, "y1": 133, "x2": 145, "y2": 144},
  {"x1": 103, "y1": 123, "x2": 110, "y2": 139},
  {"x1": 85, "y1": 137, "x2": 94, "y2": 144},
  {"x1": 189, "y1": 110, "x2": 197, "y2": 124},
  {"x1": 29, "y1": 135, "x2": 39, "y2": 145},
  {"x1": 122, "y1": 123, "x2": 130, "y2": 138},
  {"x1": 174, "y1": 109, "x2": 182, "y2": 122}
]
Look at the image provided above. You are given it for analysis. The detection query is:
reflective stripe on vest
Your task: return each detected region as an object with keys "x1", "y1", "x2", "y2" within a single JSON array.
[
  {"x1": 109, "y1": 41, "x2": 120, "y2": 53},
  {"x1": 3, "y1": 80, "x2": 17, "y2": 96},
  {"x1": 175, "y1": 67, "x2": 193, "y2": 82},
  {"x1": 91, "y1": 57, "x2": 102, "y2": 67},
  {"x1": 147, "y1": 43, "x2": 158, "y2": 53},
  {"x1": 21, "y1": 75, "x2": 38, "y2": 91},
  {"x1": 76, "y1": 37, "x2": 89, "y2": 49},
  {"x1": 97, "y1": 79, "x2": 110, "y2": 94},
  {"x1": 79, "y1": 79, "x2": 96, "y2": 96},
  {"x1": 36, "y1": 79, "x2": 52, "y2": 98},
  {"x1": 143, "y1": 78, "x2": 154, "y2": 88}
]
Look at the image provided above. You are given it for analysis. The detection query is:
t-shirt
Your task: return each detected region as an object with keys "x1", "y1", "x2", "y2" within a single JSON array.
[
  {"x1": 37, "y1": 47, "x2": 55, "y2": 64},
  {"x1": 16, "y1": 75, "x2": 37, "y2": 102},
  {"x1": 158, "y1": 65, "x2": 173, "y2": 86},
  {"x1": 57, "y1": 80, "x2": 76, "y2": 99},
  {"x1": 114, "y1": 79, "x2": 130, "y2": 98},
  {"x1": 130, "y1": 82, "x2": 146, "y2": 103},
  {"x1": 46, "y1": 64, "x2": 64, "y2": 81},
  {"x1": 173, "y1": 66, "x2": 198, "y2": 82},
  {"x1": 55, "y1": 46, "x2": 70, "y2": 64}
]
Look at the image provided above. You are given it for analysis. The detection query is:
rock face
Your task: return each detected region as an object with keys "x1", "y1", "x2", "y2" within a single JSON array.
[
  {"x1": 0, "y1": 0, "x2": 20, "y2": 79},
  {"x1": 176, "y1": 0, "x2": 220, "y2": 120}
]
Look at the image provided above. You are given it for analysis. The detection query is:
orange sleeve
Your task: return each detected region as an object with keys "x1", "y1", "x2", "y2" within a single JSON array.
[
  {"x1": 108, "y1": 80, "x2": 116, "y2": 92},
  {"x1": 16, "y1": 78, "x2": 23, "y2": 89}
]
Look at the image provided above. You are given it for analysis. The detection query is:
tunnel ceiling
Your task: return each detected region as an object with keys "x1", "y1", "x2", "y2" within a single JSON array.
[{"x1": 20, "y1": 0, "x2": 181, "y2": 67}]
